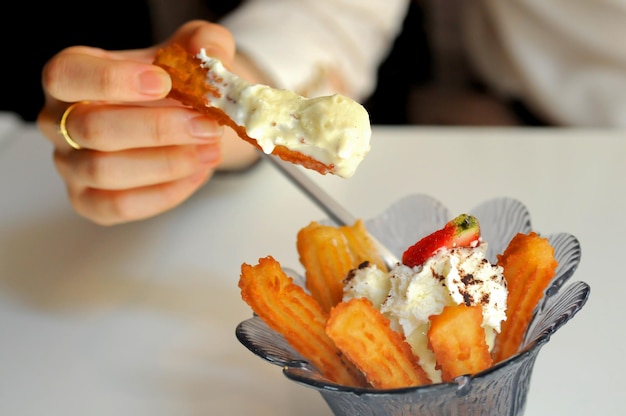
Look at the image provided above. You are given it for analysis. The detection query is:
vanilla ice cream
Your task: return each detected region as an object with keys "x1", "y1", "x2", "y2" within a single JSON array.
[
  {"x1": 196, "y1": 49, "x2": 371, "y2": 178},
  {"x1": 343, "y1": 242, "x2": 508, "y2": 382}
]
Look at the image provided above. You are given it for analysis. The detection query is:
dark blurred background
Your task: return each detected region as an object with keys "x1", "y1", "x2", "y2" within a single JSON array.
[
  {"x1": 3, "y1": 1, "x2": 533, "y2": 126},
  {"x1": 3, "y1": 1, "x2": 154, "y2": 122},
  {"x1": 0, "y1": 0, "x2": 434, "y2": 125}
]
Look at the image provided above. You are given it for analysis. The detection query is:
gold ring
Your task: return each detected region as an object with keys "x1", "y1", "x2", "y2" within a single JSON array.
[{"x1": 59, "y1": 101, "x2": 89, "y2": 150}]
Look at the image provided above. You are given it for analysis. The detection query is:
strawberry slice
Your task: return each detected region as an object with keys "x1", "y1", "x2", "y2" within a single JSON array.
[{"x1": 401, "y1": 214, "x2": 480, "y2": 267}]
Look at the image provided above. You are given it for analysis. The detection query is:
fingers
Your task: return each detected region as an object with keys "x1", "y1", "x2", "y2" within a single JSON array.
[
  {"x1": 65, "y1": 165, "x2": 215, "y2": 226},
  {"x1": 38, "y1": 19, "x2": 235, "y2": 129},
  {"x1": 53, "y1": 139, "x2": 221, "y2": 225},
  {"x1": 38, "y1": 20, "x2": 235, "y2": 152},
  {"x1": 35, "y1": 20, "x2": 240, "y2": 225},
  {"x1": 54, "y1": 144, "x2": 221, "y2": 190},
  {"x1": 37, "y1": 45, "x2": 175, "y2": 150},
  {"x1": 41, "y1": 103, "x2": 223, "y2": 152},
  {"x1": 41, "y1": 19, "x2": 237, "y2": 104}
]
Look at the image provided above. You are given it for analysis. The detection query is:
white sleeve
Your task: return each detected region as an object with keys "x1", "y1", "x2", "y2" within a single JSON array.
[
  {"x1": 220, "y1": 0, "x2": 410, "y2": 101},
  {"x1": 463, "y1": 0, "x2": 626, "y2": 127}
]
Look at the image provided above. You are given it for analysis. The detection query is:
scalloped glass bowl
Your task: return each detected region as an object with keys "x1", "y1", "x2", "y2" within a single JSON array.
[{"x1": 236, "y1": 195, "x2": 590, "y2": 416}]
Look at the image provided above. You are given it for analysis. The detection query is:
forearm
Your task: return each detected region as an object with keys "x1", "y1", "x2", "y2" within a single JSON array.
[{"x1": 221, "y1": 0, "x2": 410, "y2": 100}]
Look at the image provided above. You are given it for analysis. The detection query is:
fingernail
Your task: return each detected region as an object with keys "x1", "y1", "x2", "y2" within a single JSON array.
[
  {"x1": 196, "y1": 144, "x2": 220, "y2": 164},
  {"x1": 190, "y1": 116, "x2": 223, "y2": 139},
  {"x1": 137, "y1": 70, "x2": 170, "y2": 96}
]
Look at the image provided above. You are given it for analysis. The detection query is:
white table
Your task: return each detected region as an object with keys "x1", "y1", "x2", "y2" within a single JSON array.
[{"x1": 0, "y1": 117, "x2": 622, "y2": 415}]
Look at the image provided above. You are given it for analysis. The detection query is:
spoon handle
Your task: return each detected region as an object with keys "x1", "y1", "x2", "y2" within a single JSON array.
[{"x1": 265, "y1": 154, "x2": 399, "y2": 270}]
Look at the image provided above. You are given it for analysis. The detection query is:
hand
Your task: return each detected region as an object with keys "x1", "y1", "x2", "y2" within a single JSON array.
[{"x1": 37, "y1": 20, "x2": 259, "y2": 226}]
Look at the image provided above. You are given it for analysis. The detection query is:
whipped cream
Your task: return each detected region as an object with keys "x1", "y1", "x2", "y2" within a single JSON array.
[
  {"x1": 196, "y1": 49, "x2": 372, "y2": 178},
  {"x1": 343, "y1": 242, "x2": 508, "y2": 382}
]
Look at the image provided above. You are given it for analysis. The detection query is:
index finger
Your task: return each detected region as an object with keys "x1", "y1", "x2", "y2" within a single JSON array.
[{"x1": 163, "y1": 20, "x2": 236, "y2": 66}]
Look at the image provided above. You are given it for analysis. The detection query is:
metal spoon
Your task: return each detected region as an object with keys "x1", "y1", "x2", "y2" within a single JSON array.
[{"x1": 264, "y1": 154, "x2": 399, "y2": 270}]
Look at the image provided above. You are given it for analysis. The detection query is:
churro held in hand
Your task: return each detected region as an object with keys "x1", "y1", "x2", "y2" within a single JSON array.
[{"x1": 154, "y1": 43, "x2": 371, "y2": 178}]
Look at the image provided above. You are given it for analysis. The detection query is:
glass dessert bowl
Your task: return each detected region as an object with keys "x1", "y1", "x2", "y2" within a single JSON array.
[{"x1": 236, "y1": 194, "x2": 590, "y2": 416}]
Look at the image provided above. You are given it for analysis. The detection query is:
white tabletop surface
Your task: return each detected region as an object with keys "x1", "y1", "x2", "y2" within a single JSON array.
[{"x1": 0, "y1": 116, "x2": 623, "y2": 415}]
